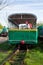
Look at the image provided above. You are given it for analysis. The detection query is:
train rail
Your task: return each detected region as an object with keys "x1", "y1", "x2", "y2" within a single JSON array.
[
  {"x1": 0, "y1": 45, "x2": 18, "y2": 65},
  {"x1": 1, "y1": 45, "x2": 29, "y2": 65},
  {"x1": 8, "y1": 48, "x2": 29, "y2": 65}
]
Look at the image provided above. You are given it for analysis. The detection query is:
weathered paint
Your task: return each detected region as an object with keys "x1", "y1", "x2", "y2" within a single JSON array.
[
  {"x1": 9, "y1": 29, "x2": 37, "y2": 31},
  {"x1": 8, "y1": 29, "x2": 38, "y2": 44}
]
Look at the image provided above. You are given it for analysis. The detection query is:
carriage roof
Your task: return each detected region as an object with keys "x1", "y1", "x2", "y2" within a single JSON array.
[{"x1": 8, "y1": 13, "x2": 37, "y2": 26}]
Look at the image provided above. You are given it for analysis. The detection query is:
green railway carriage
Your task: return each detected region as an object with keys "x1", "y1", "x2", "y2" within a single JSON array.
[
  {"x1": 8, "y1": 13, "x2": 38, "y2": 45},
  {"x1": 38, "y1": 25, "x2": 43, "y2": 38}
]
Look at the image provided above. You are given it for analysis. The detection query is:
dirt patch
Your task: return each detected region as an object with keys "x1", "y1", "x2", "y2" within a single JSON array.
[{"x1": 0, "y1": 37, "x2": 8, "y2": 43}]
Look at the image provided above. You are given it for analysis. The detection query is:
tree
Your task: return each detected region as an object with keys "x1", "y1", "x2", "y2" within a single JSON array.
[
  {"x1": 0, "y1": 0, "x2": 8, "y2": 10},
  {"x1": 0, "y1": 24, "x2": 3, "y2": 29}
]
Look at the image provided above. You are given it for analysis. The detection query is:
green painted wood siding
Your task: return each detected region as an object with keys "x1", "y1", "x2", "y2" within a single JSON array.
[{"x1": 8, "y1": 29, "x2": 38, "y2": 44}]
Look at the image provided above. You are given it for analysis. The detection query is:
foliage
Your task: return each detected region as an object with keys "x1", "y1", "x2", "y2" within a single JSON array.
[{"x1": 0, "y1": 24, "x2": 3, "y2": 29}]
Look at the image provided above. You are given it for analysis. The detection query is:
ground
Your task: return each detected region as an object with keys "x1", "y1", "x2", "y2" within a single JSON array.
[
  {"x1": 0, "y1": 39, "x2": 43, "y2": 65},
  {"x1": 0, "y1": 37, "x2": 8, "y2": 43},
  {"x1": 24, "y1": 47, "x2": 43, "y2": 65}
]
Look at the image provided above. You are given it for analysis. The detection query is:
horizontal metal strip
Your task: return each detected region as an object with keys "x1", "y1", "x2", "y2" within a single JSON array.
[
  {"x1": 8, "y1": 40, "x2": 37, "y2": 42},
  {"x1": 9, "y1": 29, "x2": 37, "y2": 31}
]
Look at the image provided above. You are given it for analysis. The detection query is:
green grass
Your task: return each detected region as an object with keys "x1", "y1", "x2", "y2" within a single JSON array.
[
  {"x1": 24, "y1": 49, "x2": 43, "y2": 65},
  {"x1": 10, "y1": 42, "x2": 43, "y2": 65},
  {"x1": 0, "y1": 52, "x2": 9, "y2": 63},
  {"x1": 0, "y1": 42, "x2": 43, "y2": 65},
  {"x1": 24, "y1": 43, "x2": 43, "y2": 65},
  {"x1": 0, "y1": 42, "x2": 15, "y2": 63},
  {"x1": 7, "y1": 43, "x2": 43, "y2": 65}
]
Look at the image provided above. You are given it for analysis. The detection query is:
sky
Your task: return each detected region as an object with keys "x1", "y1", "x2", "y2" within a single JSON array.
[{"x1": 0, "y1": 0, "x2": 43, "y2": 27}]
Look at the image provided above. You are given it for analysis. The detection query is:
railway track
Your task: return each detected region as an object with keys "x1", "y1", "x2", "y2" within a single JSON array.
[
  {"x1": 1, "y1": 45, "x2": 29, "y2": 65},
  {"x1": 8, "y1": 50, "x2": 27, "y2": 65},
  {"x1": 0, "y1": 45, "x2": 18, "y2": 65}
]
